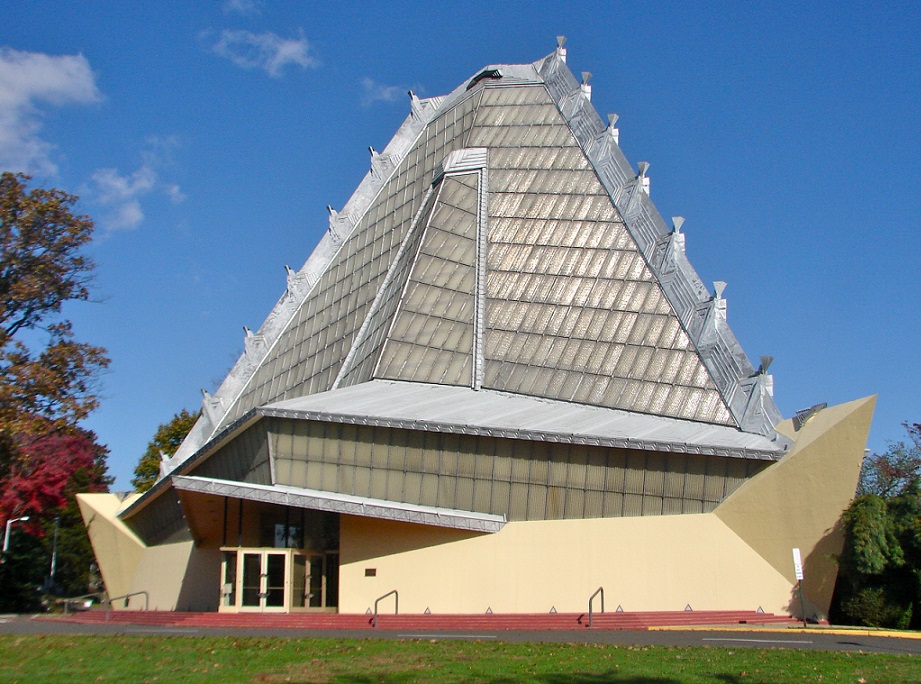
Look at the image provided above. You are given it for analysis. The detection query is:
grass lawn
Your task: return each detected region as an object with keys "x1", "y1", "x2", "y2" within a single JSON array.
[{"x1": 0, "y1": 634, "x2": 917, "y2": 683}]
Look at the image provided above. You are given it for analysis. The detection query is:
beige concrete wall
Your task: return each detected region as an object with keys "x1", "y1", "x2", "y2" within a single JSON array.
[
  {"x1": 83, "y1": 396, "x2": 873, "y2": 616},
  {"x1": 715, "y1": 396, "x2": 875, "y2": 619},
  {"x1": 79, "y1": 492, "x2": 219, "y2": 611},
  {"x1": 339, "y1": 513, "x2": 794, "y2": 615},
  {"x1": 338, "y1": 398, "x2": 873, "y2": 617},
  {"x1": 78, "y1": 493, "x2": 145, "y2": 603}
]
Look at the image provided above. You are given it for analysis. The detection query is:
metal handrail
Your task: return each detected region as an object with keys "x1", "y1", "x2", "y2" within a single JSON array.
[
  {"x1": 372, "y1": 589, "x2": 398, "y2": 628},
  {"x1": 105, "y1": 591, "x2": 149, "y2": 621},
  {"x1": 588, "y1": 586, "x2": 604, "y2": 628},
  {"x1": 58, "y1": 592, "x2": 105, "y2": 614}
]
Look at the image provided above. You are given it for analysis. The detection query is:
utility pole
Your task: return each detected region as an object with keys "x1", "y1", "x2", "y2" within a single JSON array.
[{"x1": 48, "y1": 516, "x2": 60, "y2": 592}]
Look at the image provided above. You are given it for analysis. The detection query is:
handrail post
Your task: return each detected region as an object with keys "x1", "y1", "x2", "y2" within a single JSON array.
[
  {"x1": 588, "y1": 586, "x2": 604, "y2": 628},
  {"x1": 104, "y1": 591, "x2": 150, "y2": 622},
  {"x1": 372, "y1": 589, "x2": 398, "y2": 628}
]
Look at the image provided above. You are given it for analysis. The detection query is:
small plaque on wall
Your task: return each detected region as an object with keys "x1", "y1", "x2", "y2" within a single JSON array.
[{"x1": 365, "y1": 568, "x2": 377, "y2": 577}]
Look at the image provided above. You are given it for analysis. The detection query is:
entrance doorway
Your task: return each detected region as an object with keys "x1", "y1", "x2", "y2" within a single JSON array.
[{"x1": 220, "y1": 548, "x2": 339, "y2": 613}]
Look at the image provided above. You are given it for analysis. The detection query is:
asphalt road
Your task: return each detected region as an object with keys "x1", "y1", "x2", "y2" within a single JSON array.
[{"x1": 1, "y1": 614, "x2": 919, "y2": 656}]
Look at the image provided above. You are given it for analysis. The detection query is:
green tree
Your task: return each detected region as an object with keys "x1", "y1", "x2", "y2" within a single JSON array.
[
  {"x1": 0, "y1": 172, "x2": 110, "y2": 437},
  {"x1": 132, "y1": 409, "x2": 200, "y2": 492},
  {"x1": 834, "y1": 424, "x2": 921, "y2": 629}
]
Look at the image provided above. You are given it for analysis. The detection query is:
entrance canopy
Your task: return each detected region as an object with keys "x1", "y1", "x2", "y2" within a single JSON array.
[{"x1": 172, "y1": 474, "x2": 506, "y2": 533}]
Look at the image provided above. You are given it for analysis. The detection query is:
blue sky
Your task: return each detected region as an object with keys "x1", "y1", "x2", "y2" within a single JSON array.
[{"x1": 3, "y1": 1, "x2": 919, "y2": 489}]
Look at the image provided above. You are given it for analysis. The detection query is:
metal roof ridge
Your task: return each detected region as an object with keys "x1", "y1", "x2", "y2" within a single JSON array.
[{"x1": 532, "y1": 42, "x2": 784, "y2": 440}]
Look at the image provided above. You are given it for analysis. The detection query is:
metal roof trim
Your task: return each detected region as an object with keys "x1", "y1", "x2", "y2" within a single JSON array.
[
  {"x1": 261, "y1": 380, "x2": 786, "y2": 461},
  {"x1": 172, "y1": 475, "x2": 506, "y2": 533},
  {"x1": 119, "y1": 410, "x2": 264, "y2": 521},
  {"x1": 532, "y1": 47, "x2": 784, "y2": 438}
]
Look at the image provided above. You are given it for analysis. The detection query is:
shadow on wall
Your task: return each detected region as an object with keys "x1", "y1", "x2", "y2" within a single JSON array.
[
  {"x1": 175, "y1": 546, "x2": 221, "y2": 612},
  {"x1": 341, "y1": 516, "x2": 484, "y2": 564},
  {"x1": 785, "y1": 518, "x2": 845, "y2": 621}
]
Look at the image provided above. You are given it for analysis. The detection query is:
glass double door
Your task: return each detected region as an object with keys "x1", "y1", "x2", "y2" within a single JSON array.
[
  {"x1": 221, "y1": 548, "x2": 337, "y2": 613},
  {"x1": 242, "y1": 551, "x2": 287, "y2": 610}
]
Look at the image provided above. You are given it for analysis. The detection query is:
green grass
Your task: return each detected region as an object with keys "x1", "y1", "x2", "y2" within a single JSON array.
[{"x1": 0, "y1": 635, "x2": 917, "y2": 683}]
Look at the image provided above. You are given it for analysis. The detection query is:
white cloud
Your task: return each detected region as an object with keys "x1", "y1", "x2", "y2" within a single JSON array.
[
  {"x1": 89, "y1": 137, "x2": 185, "y2": 232},
  {"x1": 165, "y1": 183, "x2": 186, "y2": 204},
  {"x1": 223, "y1": 0, "x2": 263, "y2": 15},
  {"x1": 90, "y1": 166, "x2": 156, "y2": 231},
  {"x1": 0, "y1": 48, "x2": 101, "y2": 175},
  {"x1": 361, "y1": 78, "x2": 406, "y2": 108},
  {"x1": 211, "y1": 29, "x2": 317, "y2": 78},
  {"x1": 141, "y1": 134, "x2": 181, "y2": 167}
]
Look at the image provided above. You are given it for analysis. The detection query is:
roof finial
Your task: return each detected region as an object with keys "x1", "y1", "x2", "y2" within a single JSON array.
[
  {"x1": 672, "y1": 216, "x2": 685, "y2": 234},
  {"x1": 581, "y1": 71, "x2": 592, "y2": 101},
  {"x1": 408, "y1": 90, "x2": 423, "y2": 119},
  {"x1": 713, "y1": 281, "x2": 727, "y2": 300},
  {"x1": 607, "y1": 113, "x2": 620, "y2": 144},
  {"x1": 759, "y1": 355, "x2": 774, "y2": 375},
  {"x1": 556, "y1": 35, "x2": 567, "y2": 63},
  {"x1": 637, "y1": 161, "x2": 651, "y2": 195}
]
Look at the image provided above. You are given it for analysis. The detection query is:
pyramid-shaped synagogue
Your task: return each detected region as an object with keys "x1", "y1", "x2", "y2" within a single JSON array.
[{"x1": 81, "y1": 42, "x2": 873, "y2": 619}]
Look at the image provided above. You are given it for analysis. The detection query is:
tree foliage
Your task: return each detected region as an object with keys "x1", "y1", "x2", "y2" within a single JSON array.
[
  {"x1": 0, "y1": 427, "x2": 111, "y2": 608},
  {"x1": 0, "y1": 173, "x2": 112, "y2": 606},
  {"x1": 132, "y1": 409, "x2": 200, "y2": 492},
  {"x1": 0, "y1": 171, "x2": 109, "y2": 436},
  {"x1": 0, "y1": 428, "x2": 110, "y2": 523},
  {"x1": 834, "y1": 424, "x2": 921, "y2": 629},
  {"x1": 858, "y1": 423, "x2": 921, "y2": 498}
]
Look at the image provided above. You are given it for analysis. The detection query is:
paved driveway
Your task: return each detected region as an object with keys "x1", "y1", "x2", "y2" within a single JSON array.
[{"x1": 2, "y1": 614, "x2": 919, "y2": 656}]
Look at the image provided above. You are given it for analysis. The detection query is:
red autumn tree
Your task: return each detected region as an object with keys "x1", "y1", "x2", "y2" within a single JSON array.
[
  {"x1": 0, "y1": 173, "x2": 111, "y2": 603},
  {"x1": 0, "y1": 428, "x2": 110, "y2": 528}
]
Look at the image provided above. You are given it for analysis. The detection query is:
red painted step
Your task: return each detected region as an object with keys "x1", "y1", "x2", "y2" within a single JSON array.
[{"x1": 44, "y1": 609, "x2": 798, "y2": 631}]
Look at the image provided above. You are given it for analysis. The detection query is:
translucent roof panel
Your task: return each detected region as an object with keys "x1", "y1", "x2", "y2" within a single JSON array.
[
  {"x1": 376, "y1": 173, "x2": 478, "y2": 385},
  {"x1": 470, "y1": 86, "x2": 734, "y2": 426},
  {"x1": 335, "y1": 186, "x2": 440, "y2": 388},
  {"x1": 218, "y1": 90, "x2": 484, "y2": 427}
]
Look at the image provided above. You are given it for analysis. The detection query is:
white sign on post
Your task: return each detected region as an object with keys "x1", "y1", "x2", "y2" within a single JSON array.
[{"x1": 792, "y1": 547, "x2": 804, "y2": 581}]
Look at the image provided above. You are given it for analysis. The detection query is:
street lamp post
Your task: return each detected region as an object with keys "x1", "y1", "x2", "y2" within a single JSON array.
[{"x1": 3, "y1": 516, "x2": 31, "y2": 553}]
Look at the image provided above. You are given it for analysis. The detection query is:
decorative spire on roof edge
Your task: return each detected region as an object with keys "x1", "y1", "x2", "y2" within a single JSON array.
[
  {"x1": 327, "y1": 205, "x2": 355, "y2": 245},
  {"x1": 738, "y1": 357, "x2": 779, "y2": 435},
  {"x1": 580, "y1": 71, "x2": 592, "y2": 101},
  {"x1": 158, "y1": 450, "x2": 171, "y2": 478},
  {"x1": 285, "y1": 265, "x2": 311, "y2": 299},
  {"x1": 201, "y1": 389, "x2": 225, "y2": 426},
  {"x1": 637, "y1": 161, "x2": 651, "y2": 196},
  {"x1": 243, "y1": 326, "x2": 267, "y2": 362},
  {"x1": 607, "y1": 113, "x2": 620, "y2": 144},
  {"x1": 369, "y1": 147, "x2": 396, "y2": 180},
  {"x1": 651, "y1": 216, "x2": 687, "y2": 279}
]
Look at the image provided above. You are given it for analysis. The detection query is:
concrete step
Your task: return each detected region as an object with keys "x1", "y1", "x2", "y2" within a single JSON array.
[{"x1": 45, "y1": 609, "x2": 798, "y2": 631}]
